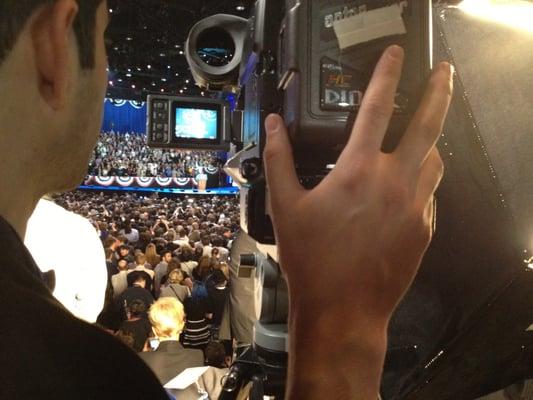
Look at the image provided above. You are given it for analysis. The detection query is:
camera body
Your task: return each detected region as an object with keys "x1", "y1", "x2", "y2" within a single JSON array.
[
  {"x1": 147, "y1": 0, "x2": 431, "y2": 244},
  {"x1": 236, "y1": 0, "x2": 432, "y2": 243}
]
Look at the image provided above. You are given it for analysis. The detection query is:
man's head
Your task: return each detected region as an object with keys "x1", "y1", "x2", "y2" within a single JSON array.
[
  {"x1": 204, "y1": 341, "x2": 227, "y2": 368},
  {"x1": 117, "y1": 258, "x2": 128, "y2": 271},
  {"x1": 0, "y1": 0, "x2": 109, "y2": 195},
  {"x1": 135, "y1": 253, "x2": 146, "y2": 267},
  {"x1": 148, "y1": 297, "x2": 185, "y2": 340},
  {"x1": 118, "y1": 245, "x2": 129, "y2": 257},
  {"x1": 132, "y1": 274, "x2": 146, "y2": 289},
  {"x1": 162, "y1": 250, "x2": 172, "y2": 264}
]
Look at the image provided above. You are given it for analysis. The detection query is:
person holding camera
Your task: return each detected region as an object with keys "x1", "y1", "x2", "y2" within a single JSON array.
[
  {"x1": 0, "y1": 1, "x2": 452, "y2": 399},
  {"x1": 262, "y1": 45, "x2": 453, "y2": 398}
]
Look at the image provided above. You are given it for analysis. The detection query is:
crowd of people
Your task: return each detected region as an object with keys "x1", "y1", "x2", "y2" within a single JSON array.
[
  {"x1": 87, "y1": 131, "x2": 223, "y2": 178},
  {"x1": 53, "y1": 190, "x2": 239, "y2": 396}
]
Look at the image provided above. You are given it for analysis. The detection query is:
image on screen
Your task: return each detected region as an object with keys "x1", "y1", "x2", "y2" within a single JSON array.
[{"x1": 175, "y1": 107, "x2": 218, "y2": 140}]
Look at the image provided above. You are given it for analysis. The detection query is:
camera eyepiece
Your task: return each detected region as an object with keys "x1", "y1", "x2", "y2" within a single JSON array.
[{"x1": 185, "y1": 14, "x2": 248, "y2": 91}]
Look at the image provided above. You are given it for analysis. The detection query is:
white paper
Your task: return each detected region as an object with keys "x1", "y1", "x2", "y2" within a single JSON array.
[
  {"x1": 333, "y1": 4, "x2": 407, "y2": 50},
  {"x1": 526, "y1": 324, "x2": 533, "y2": 332},
  {"x1": 164, "y1": 367, "x2": 210, "y2": 390}
]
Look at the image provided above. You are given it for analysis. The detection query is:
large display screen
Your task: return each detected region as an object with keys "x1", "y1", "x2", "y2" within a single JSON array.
[{"x1": 174, "y1": 107, "x2": 218, "y2": 140}]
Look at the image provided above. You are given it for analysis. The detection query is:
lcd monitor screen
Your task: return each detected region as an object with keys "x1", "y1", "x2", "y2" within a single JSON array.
[{"x1": 174, "y1": 107, "x2": 218, "y2": 140}]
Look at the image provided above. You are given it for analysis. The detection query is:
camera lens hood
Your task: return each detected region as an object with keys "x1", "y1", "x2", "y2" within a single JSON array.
[{"x1": 185, "y1": 14, "x2": 248, "y2": 91}]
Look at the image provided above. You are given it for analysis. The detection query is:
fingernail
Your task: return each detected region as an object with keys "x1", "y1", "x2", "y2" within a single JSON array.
[
  {"x1": 440, "y1": 62, "x2": 454, "y2": 78},
  {"x1": 265, "y1": 115, "x2": 280, "y2": 134},
  {"x1": 387, "y1": 45, "x2": 404, "y2": 60}
]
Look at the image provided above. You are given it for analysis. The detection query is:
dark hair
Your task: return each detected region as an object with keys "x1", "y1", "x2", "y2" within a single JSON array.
[
  {"x1": 128, "y1": 299, "x2": 146, "y2": 318},
  {"x1": 205, "y1": 342, "x2": 226, "y2": 368},
  {"x1": 0, "y1": 0, "x2": 104, "y2": 68}
]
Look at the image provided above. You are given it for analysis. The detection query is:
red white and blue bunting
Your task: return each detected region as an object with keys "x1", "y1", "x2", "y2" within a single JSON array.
[
  {"x1": 83, "y1": 176, "x2": 213, "y2": 189},
  {"x1": 135, "y1": 177, "x2": 154, "y2": 188},
  {"x1": 174, "y1": 178, "x2": 190, "y2": 187},
  {"x1": 94, "y1": 176, "x2": 115, "y2": 186},
  {"x1": 116, "y1": 176, "x2": 135, "y2": 186},
  {"x1": 155, "y1": 177, "x2": 173, "y2": 187}
]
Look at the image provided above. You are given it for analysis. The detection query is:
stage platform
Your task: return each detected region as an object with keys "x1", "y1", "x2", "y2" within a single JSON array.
[{"x1": 78, "y1": 185, "x2": 239, "y2": 196}]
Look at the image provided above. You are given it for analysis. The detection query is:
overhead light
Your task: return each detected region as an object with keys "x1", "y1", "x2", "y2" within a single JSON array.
[
  {"x1": 179, "y1": 89, "x2": 184, "y2": 94},
  {"x1": 118, "y1": 78, "x2": 123, "y2": 82},
  {"x1": 108, "y1": 80, "x2": 114, "y2": 86},
  {"x1": 126, "y1": 73, "x2": 132, "y2": 77},
  {"x1": 185, "y1": 79, "x2": 190, "y2": 84},
  {"x1": 161, "y1": 78, "x2": 167, "y2": 82},
  {"x1": 160, "y1": 53, "x2": 166, "y2": 57},
  {"x1": 131, "y1": 84, "x2": 136, "y2": 89},
  {"x1": 151, "y1": 82, "x2": 156, "y2": 86},
  {"x1": 161, "y1": 89, "x2": 165, "y2": 92},
  {"x1": 109, "y1": 8, "x2": 113, "y2": 13},
  {"x1": 126, "y1": 37, "x2": 133, "y2": 41},
  {"x1": 167, "y1": 65, "x2": 171, "y2": 69},
  {"x1": 458, "y1": 0, "x2": 533, "y2": 33},
  {"x1": 147, "y1": 64, "x2": 151, "y2": 69},
  {"x1": 236, "y1": 5, "x2": 245, "y2": 11},
  {"x1": 179, "y1": 50, "x2": 184, "y2": 55}
]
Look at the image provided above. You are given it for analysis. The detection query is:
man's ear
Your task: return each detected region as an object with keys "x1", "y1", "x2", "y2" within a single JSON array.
[{"x1": 31, "y1": 0, "x2": 79, "y2": 110}]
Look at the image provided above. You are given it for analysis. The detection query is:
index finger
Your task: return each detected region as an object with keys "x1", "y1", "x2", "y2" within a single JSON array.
[
  {"x1": 395, "y1": 62, "x2": 454, "y2": 169},
  {"x1": 336, "y1": 45, "x2": 404, "y2": 166}
]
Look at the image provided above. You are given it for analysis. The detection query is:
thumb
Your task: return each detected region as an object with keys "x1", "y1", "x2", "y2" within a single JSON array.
[{"x1": 263, "y1": 114, "x2": 302, "y2": 210}]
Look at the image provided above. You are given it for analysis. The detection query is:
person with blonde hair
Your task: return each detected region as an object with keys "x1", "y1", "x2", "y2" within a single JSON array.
[
  {"x1": 139, "y1": 297, "x2": 203, "y2": 385},
  {"x1": 160, "y1": 269, "x2": 190, "y2": 303},
  {"x1": 145, "y1": 243, "x2": 160, "y2": 268}
]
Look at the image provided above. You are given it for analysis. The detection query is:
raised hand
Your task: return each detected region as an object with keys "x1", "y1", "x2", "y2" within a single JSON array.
[{"x1": 264, "y1": 45, "x2": 453, "y2": 399}]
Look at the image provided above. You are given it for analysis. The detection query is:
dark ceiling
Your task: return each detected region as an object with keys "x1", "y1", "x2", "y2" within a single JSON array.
[
  {"x1": 105, "y1": 0, "x2": 254, "y2": 100},
  {"x1": 104, "y1": 0, "x2": 460, "y2": 101}
]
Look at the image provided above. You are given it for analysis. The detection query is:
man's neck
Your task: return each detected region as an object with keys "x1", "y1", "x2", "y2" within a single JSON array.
[{"x1": 0, "y1": 188, "x2": 41, "y2": 239}]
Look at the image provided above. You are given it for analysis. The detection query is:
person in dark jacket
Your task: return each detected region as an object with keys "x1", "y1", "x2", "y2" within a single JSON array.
[{"x1": 139, "y1": 297, "x2": 203, "y2": 384}]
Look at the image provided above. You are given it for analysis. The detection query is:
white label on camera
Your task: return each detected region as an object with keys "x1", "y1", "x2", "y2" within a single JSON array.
[{"x1": 333, "y1": 4, "x2": 407, "y2": 50}]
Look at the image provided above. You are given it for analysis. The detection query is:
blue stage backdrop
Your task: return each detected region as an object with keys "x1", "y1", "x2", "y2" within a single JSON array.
[{"x1": 101, "y1": 98, "x2": 146, "y2": 133}]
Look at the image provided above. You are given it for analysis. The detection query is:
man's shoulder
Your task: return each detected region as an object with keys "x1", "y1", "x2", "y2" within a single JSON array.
[{"x1": 0, "y1": 280, "x2": 167, "y2": 399}]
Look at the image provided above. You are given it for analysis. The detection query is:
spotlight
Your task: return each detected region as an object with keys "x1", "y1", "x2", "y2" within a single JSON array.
[{"x1": 458, "y1": 0, "x2": 533, "y2": 33}]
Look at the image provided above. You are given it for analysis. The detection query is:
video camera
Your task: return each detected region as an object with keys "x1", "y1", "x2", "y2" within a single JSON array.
[
  {"x1": 148, "y1": 0, "x2": 432, "y2": 244},
  {"x1": 147, "y1": 1, "x2": 533, "y2": 399}
]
